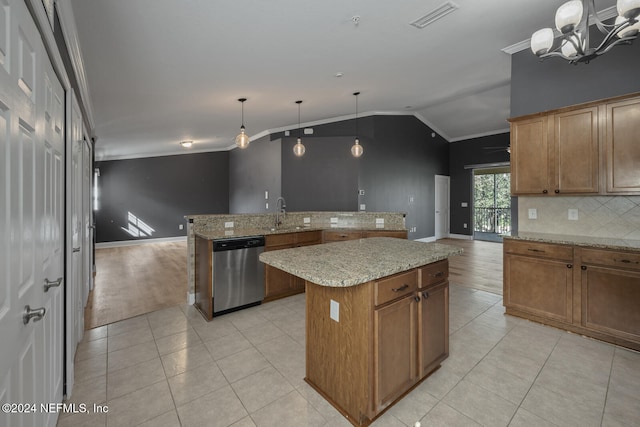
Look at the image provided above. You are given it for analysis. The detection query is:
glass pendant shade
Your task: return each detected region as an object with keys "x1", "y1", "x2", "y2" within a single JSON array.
[
  {"x1": 351, "y1": 138, "x2": 363, "y2": 157},
  {"x1": 616, "y1": 15, "x2": 640, "y2": 37},
  {"x1": 531, "y1": 28, "x2": 555, "y2": 55},
  {"x1": 235, "y1": 126, "x2": 250, "y2": 149},
  {"x1": 293, "y1": 138, "x2": 305, "y2": 157},
  {"x1": 561, "y1": 35, "x2": 583, "y2": 57},
  {"x1": 618, "y1": 0, "x2": 640, "y2": 19},
  {"x1": 555, "y1": 0, "x2": 584, "y2": 33}
]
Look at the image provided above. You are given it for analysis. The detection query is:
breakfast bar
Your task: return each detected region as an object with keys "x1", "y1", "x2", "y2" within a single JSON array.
[{"x1": 260, "y1": 237, "x2": 462, "y2": 426}]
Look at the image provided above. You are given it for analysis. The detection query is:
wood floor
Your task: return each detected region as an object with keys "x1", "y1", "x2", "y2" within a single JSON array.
[
  {"x1": 438, "y1": 238, "x2": 503, "y2": 295},
  {"x1": 84, "y1": 240, "x2": 188, "y2": 329},
  {"x1": 84, "y1": 238, "x2": 503, "y2": 329}
]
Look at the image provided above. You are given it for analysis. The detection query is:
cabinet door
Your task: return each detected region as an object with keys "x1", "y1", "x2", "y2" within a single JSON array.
[
  {"x1": 264, "y1": 264, "x2": 293, "y2": 298},
  {"x1": 553, "y1": 107, "x2": 599, "y2": 194},
  {"x1": 511, "y1": 116, "x2": 550, "y2": 195},
  {"x1": 581, "y1": 265, "x2": 640, "y2": 342},
  {"x1": 418, "y1": 282, "x2": 448, "y2": 378},
  {"x1": 504, "y1": 254, "x2": 573, "y2": 323},
  {"x1": 606, "y1": 97, "x2": 640, "y2": 193},
  {"x1": 374, "y1": 295, "x2": 418, "y2": 411}
]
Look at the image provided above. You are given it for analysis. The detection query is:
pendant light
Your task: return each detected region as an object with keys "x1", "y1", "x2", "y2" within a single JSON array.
[
  {"x1": 351, "y1": 92, "x2": 363, "y2": 158},
  {"x1": 293, "y1": 100, "x2": 305, "y2": 157},
  {"x1": 235, "y1": 98, "x2": 250, "y2": 149}
]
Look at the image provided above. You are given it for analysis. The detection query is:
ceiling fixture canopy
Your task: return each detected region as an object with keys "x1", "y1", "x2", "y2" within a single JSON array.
[
  {"x1": 531, "y1": 0, "x2": 640, "y2": 64},
  {"x1": 293, "y1": 100, "x2": 305, "y2": 157},
  {"x1": 235, "y1": 98, "x2": 250, "y2": 149},
  {"x1": 351, "y1": 92, "x2": 363, "y2": 158}
]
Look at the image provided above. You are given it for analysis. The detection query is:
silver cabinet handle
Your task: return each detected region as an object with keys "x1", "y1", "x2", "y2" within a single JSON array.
[
  {"x1": 392, "y1": 284, "x2": 409, "y2": 292},
  {"x1": 23, "y1": 305, "x2": 46, "y2": 324},
  {"x1": 73, "y1": 247, "x2": 80, "y2": 253},
  {"x1": 44, "y1": 277, "x2": 63, "y2": 292},
  {"x1": 88, "y1": 225, "x2": 96, "y2": 230}
]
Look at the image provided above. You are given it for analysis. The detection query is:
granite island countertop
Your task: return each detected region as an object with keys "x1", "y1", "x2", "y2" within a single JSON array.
[
  {"x1": 194, "y1": 226, "x2": 405, "y2": 240},
  {"x1": 259, "y1": 237, "x2": 462, "y2": 287},
  {"x1": 505, "y1": 232, "x2": 640, "y2": 252}
]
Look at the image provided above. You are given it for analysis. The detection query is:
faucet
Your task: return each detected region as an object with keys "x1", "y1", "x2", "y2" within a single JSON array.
[{"x1": 275, "y1": 197, "x2": 286, "y2": 228}]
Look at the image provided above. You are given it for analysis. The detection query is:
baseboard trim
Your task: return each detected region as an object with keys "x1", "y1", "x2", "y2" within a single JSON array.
[
  {"x1": 414, "y1": 236, "x2": 436, "y2": 242},
  {"x1": 448, "y1": 234, "x2": 473, "y2": 240},
  {"x1": 96, "y1": 236, "x2": 187, "y2": 249},
  {"x1": 187, "y1": 292, "x2": 195, "y2": 305}
]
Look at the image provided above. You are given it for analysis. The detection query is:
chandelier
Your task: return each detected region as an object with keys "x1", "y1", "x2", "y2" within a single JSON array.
[{"x1": 530, "y1": 0, "x2": 640, "y2": 64}]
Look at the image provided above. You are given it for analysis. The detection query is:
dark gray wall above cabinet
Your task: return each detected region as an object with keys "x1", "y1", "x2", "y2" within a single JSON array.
[
  {"x1": 511, "y1": 28, "x2": 640, "y2": 118},
  {"x1": 95, "y1": 152, "x2": 229, "y2": 243},
  {"x1": 229, "y1": 135, "x2": 281, "y2": 214}
]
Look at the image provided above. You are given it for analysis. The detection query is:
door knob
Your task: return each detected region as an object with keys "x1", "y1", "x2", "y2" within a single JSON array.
[
  {"x1": 23, "y1": 305, "x2": 46, "y2": 324},
  {"x1": 44, "y1": 277, "x2": 63, "y2": 292},
  {"x1": 72, "y1": 247, "x2": 80, "y2": 253}
]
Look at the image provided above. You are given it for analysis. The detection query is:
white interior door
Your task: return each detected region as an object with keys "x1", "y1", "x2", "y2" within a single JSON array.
[
  {"x1": 0, "y1": 1, "x2": 65, "y2": 426},
  {"x1": 65, "y1": 91, "x2": 85, "y2": 398},
  {"x1": 435, "y1": 175, "x2": 450, "y2": 239}
]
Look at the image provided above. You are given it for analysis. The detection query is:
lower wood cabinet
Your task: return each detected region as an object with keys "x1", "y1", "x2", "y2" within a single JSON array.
[
  {"x1": 306, "y1": 261, "x2": 449, "y2": 425},
  {"x1": 264, "y1": 231, "x2": 322, "y2": 301},
  {"x1": 504, "y1": 239, "x2": 640, "y2": 351}
]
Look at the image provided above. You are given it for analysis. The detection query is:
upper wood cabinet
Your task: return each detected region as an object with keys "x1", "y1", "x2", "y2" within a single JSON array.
[
  {"x1": 605, "y1": 97, "x2": 640, "y2": 193},
  {"x1": 510, "y1": 92, "x2": 640, "y2": 196},
  {"x1": 510, "y1": 107, "x2": 599, "y2": 195}
]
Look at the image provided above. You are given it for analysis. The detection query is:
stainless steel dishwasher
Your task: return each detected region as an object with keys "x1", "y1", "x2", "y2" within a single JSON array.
[{"x1": 212, "y1": 236, "x2": 265, "y2": 315}]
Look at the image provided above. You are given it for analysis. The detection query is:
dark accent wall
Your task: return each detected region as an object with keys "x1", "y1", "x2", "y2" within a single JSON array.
[
  {"x1": 449, "y1": 133, "x2": 512, "y2": 236},
  {"x1": 229, "y1": 135, "x2": 281, "y2": 213},
  {"x1": 281, "y1": 136, "x2": 360, "y2": 212},
  {"x1": 264, "y1": 115, "x2": 448, "y2": 239},
  {"x1": 95, "y1": 152, "x2": 229, "y2": 242},
  {"x1": 511, "y1": 28, "x2": 640, "y2": 117}
]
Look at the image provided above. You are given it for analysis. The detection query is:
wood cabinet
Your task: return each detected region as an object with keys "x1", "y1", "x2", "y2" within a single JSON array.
[
  {"x1": 306, "y1": 261, "x2": 449, "y2": 425},
  {"x1": 510, "y1": 106, "x2": 599, "y2": 195},
  {"x1": 323, "y1": 229, "x2": 407, "y2": 243},
  {"x1": 579, "y1": 248, "x2": 640, "y2": 344},
  {"x1": 504, "y1": 240, "x2": 573, "y2": 323},
  {"x1": 605, "y1": 96, "x2": 640, "y2": 193},
  {"x1": 510, "y1": 92, "x2": 640, "y2": 196},
  {"x1": 264, "y1": 231, "x2": 322, "y2": 301},
  {"x1": 504, "y1": 239, "x2": 640, "y2": 351}
]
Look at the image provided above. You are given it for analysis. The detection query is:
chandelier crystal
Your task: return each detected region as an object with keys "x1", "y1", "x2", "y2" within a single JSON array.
[{"x1": 530, "y1": 0, "x2": 640, "y2": 64}]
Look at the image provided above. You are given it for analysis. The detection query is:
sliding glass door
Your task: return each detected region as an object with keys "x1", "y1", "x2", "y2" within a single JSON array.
[{"x1": 473, "y1": 167, "x2": 511, "y2": 242}]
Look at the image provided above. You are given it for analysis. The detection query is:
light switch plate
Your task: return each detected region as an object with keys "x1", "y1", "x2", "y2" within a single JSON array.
[
  {"x1": 330, "y1": 299, "x2": 339, "y2": 322},
  {"x1": 528, "y1": 209, "x2": 537, "y2": 220},
  {"x1": 224, "y1": 221, "x2": 234, "y2": 228},
  {"x1": 360, "y1": 204, "x2": 366, "y2": 211},
  {"x1": 303, "y1": 217, "x2": 311, "y2": 224},
  {"x1": 461, "y1": 202, "x2": 468, "y2": 207},
  {"x1": 330, "y1": 217, "x2": 339, "y2": 224}
]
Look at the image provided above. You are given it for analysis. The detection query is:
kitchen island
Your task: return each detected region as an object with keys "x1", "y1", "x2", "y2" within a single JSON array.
[{"x1": 260, "y1": 237, "x2": 462, "y2": 426}]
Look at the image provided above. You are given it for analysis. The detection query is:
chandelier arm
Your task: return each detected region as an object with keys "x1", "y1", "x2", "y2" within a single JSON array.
[
  {"x1": 595, "y1": 36, "x2": 637, "y2": 55},
  {"x1": 593, "y1": 20, "x2": 636, "y2": 52},
  {"x1": 538, "y1": 50, "x2": 580, "y2": 62},
  {"x1": 587, "y1": 0, "x2": 611, "y2": 34},
  {"x1": 566, "y1": 33, "x2": 586, "y2": 55}
]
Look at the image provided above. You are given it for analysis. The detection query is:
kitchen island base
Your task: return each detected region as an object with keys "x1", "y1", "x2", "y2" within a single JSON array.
[{"x1": 304, "y1": 260, "x2": 450, "y2": 427}]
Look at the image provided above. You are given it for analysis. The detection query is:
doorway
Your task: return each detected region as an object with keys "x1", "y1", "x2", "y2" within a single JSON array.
[{"x1": 473, "y1": 167, "x2": 511, "y2": 242}]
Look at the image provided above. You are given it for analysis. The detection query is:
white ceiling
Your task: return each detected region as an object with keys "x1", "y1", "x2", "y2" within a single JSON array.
[{"x1": 68, "y1": 0, "x2": 616, "y2": 160}]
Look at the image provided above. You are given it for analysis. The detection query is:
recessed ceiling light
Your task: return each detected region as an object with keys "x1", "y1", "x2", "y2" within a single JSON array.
[
  {"x1": 180, "y1": 140, "x2": 193, "y2": 148},
  {"x1": 335, "y1": 72, "x2": 344, "y2": 78}
]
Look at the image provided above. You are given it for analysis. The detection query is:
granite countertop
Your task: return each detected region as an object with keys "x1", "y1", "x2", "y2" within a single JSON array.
[
  {"x1": 194, "y1": 226, "x2": 406, "y2": 240},
  {"x1": 259, "y1": 237, "x2": 463, "y2": 287},
  {"x1": 505, "y1": 232, "x2": 640, "y2": 252}
]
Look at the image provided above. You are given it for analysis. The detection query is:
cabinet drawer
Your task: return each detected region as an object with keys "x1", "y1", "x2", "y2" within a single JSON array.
[
  {"x1": 323, "y1": 230, "x2": 364, "y2": 242},
  {"x1": 504, "y1": 239, "x2": 573, "y2": 261},
  {"x1": 375, "y1": 270, "x2": 418, "y2": 306},
  {"x1": 419, "y1": 260, "x2": 448, "y2": 288},
  {"x1": 295, "y1": 230, "x2": 322, "y2": 246},
  {"x1": 265, "y1": 233, "x2": 295, "y2": 248},
  {"x1": 580, "y1": 248, "x2": 640, "y2": 271}
]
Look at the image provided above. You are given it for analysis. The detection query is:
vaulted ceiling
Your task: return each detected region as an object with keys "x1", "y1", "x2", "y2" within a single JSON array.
[{"x1": 69, "y1": 0, "x2": 617, "y2": 160}]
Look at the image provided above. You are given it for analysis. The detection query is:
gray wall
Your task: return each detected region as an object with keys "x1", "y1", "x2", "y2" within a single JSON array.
[
  {"x1": 511, "y1": 28, "x2": 640, "y2": 117},
  {"x1": 229, "y1": 135, "x2": 281, "y2": 213},
  {"x1": 449, "y1": 133, "x2": 512, "y2": 236},
  {"x1": 95, "y1": 152, "x2": 229, "y2": 242}
]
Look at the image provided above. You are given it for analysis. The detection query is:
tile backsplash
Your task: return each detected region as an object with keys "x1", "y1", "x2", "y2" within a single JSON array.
[{"x1": 518, "y1": 196, "x2": 640, "y2": 240}]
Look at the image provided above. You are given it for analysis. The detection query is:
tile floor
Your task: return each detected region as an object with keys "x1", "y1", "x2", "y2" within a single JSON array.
[{"x1": 58, "y1": 285, "x2": 640, "y2": 427}]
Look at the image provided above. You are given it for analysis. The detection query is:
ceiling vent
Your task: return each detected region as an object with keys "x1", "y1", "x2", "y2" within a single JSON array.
[{"x1": 410, "y1": 1, "x2": 458, "y2": 29}]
